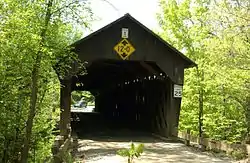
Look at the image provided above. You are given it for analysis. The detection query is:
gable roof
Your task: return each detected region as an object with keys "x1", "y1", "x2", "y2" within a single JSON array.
[{"x1": 72, "y1": 13, "x2": 196, "y2": 68}]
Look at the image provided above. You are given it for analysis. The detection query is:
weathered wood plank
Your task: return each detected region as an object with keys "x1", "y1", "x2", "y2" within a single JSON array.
[{"x1": 178, "y1": 130, "x2": 248, "y2": 155}]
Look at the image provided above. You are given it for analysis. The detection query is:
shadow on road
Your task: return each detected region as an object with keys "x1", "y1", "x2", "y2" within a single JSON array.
[{"x1": 73, "y1": 129, "x2": 233, "y2": 163}]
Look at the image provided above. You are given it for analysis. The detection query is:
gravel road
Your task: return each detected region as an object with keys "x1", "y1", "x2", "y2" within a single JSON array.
[{"x1": 73, "y1": 130, "x2": 246, "y2": 163}]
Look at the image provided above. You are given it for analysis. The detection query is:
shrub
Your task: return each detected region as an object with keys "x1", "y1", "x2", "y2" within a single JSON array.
[{"x1": 117, "y1": 142, "x2": 144, "y2": 163}]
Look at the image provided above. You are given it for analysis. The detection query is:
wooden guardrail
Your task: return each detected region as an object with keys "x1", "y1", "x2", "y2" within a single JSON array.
[
  {"x1": 52, "y1": 135, "x2": 72, "y2": 163},
  {"x1": 52, "y1": 126, "x2": 75, "y2": 163},
  {"x1": 152, "y1": 130, "x2": 249, "y2": 161},
  {"x1": 178, "y1": 129, "x2": 250, "y2": 159}
]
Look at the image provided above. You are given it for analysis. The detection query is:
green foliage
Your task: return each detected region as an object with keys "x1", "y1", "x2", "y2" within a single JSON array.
[
  {"x1": 117, "y1": 142, "x2": 144, "y2": 163},
  {"x1": 157, "y1": 0, "x2": 249, "y2": 143},
  {"x1": 230, "y1": 149, "x2": 247, "y2": 160},
  {"x1": 0, "y1": 0, "x2": 92, "y2": 162},
  {"x1": 71, "y1": 91, "x2": 95, "y2": 105},
  {"x1": 62, "y1": 151, "x2": 75, "y2": 163}
]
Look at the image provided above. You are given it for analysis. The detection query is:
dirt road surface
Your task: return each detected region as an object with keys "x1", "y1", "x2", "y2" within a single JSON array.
[{"x1": 73, "y1": 130, "x2": 245, "y2": 163}]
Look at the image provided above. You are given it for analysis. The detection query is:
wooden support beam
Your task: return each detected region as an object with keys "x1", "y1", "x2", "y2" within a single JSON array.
[
  {"x1": 149, "y1": 82, "x2": 155, "y2": 133},
  {"x1": 165, "y1": 79, "x2": 181, "y2": 137},
  {"x1": 60, "y1": 79, "x2": 72, "y2": 140},
  {"x1": 166, "y1": 80, "x2": 173, "y2": 137},
  {"x1": 158, "y1": 81, "x2": 168, "y2": 137},
  {"x1": 139, "y1": 61, "x2": 159, "y2": 76}
]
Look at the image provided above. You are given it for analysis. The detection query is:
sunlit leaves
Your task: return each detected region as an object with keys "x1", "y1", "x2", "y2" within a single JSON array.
[
  {"x1": 157, "y1": 0, "x2": 249, "y2": 142},
  {"x1": 117, "y1": 142, "x2": 145, "y2": 163},
  {"x1": 0, "y1": 0, "x2": 91, "y2": 162}
]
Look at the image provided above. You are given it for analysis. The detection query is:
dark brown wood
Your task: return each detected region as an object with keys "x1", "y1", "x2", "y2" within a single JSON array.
[
  {"x1": 59, "y1": 14, "x2": 196, "y2": 138},
  {"x1": 139, "y1": 61, "x2": 159, "y2": 76},
  {"x1": 159, "y1": 81, "x2": 168, "y2": 137},
  {"x1": 185, "y1": 129, "x2": 191, "y2": 146},
  {"x1": 72, "y1": 14, "x2": 195, "y2": 85},
  {"x1": 60, "y1": 80, "x2": 72, "y2": 139},
  {"x1": 165, "y1": 80, "x2": 173, "y2": 137}
]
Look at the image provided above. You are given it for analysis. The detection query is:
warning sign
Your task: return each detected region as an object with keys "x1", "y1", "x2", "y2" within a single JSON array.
[{"x1": 114, "y1": 39, "x2": 135, "y2": 60}]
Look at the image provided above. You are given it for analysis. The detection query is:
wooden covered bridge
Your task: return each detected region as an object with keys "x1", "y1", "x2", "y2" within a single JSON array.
[{"x1": 58, "y1": 14, "x2": 196, "y2": 140}]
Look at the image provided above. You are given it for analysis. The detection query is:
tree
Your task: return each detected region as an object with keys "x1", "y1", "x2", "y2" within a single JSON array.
[
  {"x1": 157, "y1": 0, "x2": 249, "y2": 142},
  {"x1": 71, "y1": 91, "x2": 95, "y2": 105},
  {"x1": 0, "y1": 0, "x2": 92, "y2": 162}
]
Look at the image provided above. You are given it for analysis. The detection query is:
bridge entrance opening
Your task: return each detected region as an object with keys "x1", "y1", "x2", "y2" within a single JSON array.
[
  {"x1": 70, "y1": 59, "x2": 171, "y2": 135},
  {"x1": 71, "y1": 90, "x2": 95, "y2": 113}
]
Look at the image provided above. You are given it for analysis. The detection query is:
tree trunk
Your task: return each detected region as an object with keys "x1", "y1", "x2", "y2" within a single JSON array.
[
  {"x1": 197, "y1": 68, "x2": 205, "y2": 151},
  {"x1": 20, "y1": 1, "x2": 53, "y2": 162},
  {"x1": 246, "y1": 96, "x2": 250, "y2": 143},
  {"x1": 197, "y1": 68, "x2": 204, "y2": 138},
  {"x1": 2, "y1": 137, "x2": 9, "y2": 163}
]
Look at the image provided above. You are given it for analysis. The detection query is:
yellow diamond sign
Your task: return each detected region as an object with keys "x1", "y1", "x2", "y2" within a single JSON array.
[{"x1": 114, "y1": 39, "x2": 135, "y2": 60}]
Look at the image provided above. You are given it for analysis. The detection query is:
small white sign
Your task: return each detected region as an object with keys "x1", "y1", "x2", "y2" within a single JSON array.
[
  {"x1": 174, "y1": 84, "x2": 183, "y2": 98},
  {"x1": 121, "y1": 28, "x2": 129, "y2": 38}
]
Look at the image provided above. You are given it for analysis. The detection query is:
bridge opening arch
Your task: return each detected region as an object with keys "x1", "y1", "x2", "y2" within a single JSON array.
[{"x1": 70, "y1": 59, "x2": 171, "y2": 135}]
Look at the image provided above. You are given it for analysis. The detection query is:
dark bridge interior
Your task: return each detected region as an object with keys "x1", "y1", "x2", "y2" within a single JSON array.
[{"x1": 71, "y1": 59, "x2": 171, "y2": 135}]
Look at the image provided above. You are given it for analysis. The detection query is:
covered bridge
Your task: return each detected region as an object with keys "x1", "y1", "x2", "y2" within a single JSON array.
[{"x1": 58, "y1": 13, "x2": 196, "y2": 139}]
